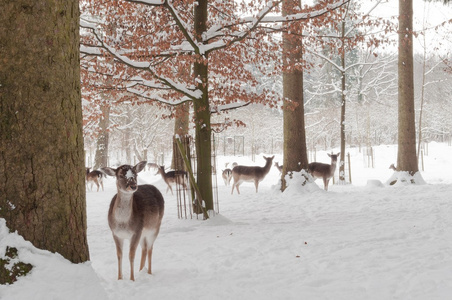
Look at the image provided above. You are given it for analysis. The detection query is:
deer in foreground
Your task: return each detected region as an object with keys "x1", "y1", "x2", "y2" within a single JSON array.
[
  {"x1": 156, "y1": 165, "x2": 188, "y2": 195},
  {"x1": 274, "y1": 162, "x2": 283, "y2": 173},
  {"x1": 85, "y1": 168, "x2": 104, "y2": 192},
  {"x1": 231, "y1": 155, "x2": 274, "y2": 194},
  {"x1": 101, "y1": 161, "x2": 165, "y2": 281},
  {"x1": 308, "y1": 152, "x2": 340, "y2": 191},
  {"x1": 222, "y1": 168, "x2": 233, "y2": 186}
]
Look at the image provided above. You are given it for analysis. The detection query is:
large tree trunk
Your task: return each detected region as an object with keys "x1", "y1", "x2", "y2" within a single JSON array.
[
  {"x1": 0, "y1": 0, "x2": 89, "y2": 263},
  {"x1": 397, "y1": 0, "x2": 419, "y2": 175},
  {"x1": 281, "y1": 0, "x2": 309, "y2": 190},
  {"x1": 193, "y1": 0, "x2": 213, "y2": 213}
]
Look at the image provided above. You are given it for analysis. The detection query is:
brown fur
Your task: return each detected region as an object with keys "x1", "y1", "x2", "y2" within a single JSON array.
[
  {"x1": 308, "y1": 152, "x2": 339, "y2": 191},
  {"x1": 156, "y1": 165, "x2": 187, "y2": 195},
  {"x1": 231, "y1": 156, "x2": 274, "y2": 194},
  {"x1": 222, "y1": 168, "x2": 232, "y2": 186},
  {"x1": 85, "y1": 168, "x2": 104, "y2": 192},
  {"x1": 102, "y1": 161, "x2": 164, "y2": 281}
]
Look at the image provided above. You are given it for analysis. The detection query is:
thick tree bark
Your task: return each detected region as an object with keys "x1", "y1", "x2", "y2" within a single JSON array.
[
  {"x1": 397, "y1": 0, "x2": 419, "y2": 174},
  {"x1": 193, "y1": 0, "x2": 214, "y2": 213},
  {"x1": 93, "y1": 103, "x2": 110, "y2": 169},
  {"x1": 0, "y1": 0, "x2": 89, "y2": 263},
  {"x1": 282, "y1": 0, "x2": 309, "y2": 190}
]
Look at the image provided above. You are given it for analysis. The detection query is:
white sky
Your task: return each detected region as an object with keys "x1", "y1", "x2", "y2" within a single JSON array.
[{"x1": 364, "y1": 0, "x2": 452, "y2": 54}]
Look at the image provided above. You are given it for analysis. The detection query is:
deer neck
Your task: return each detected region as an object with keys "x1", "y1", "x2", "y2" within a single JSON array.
[
  {"x1": 114, "y1": 190, "x2": 134, "y2": 222},
  {"x1": 330, "y1": 160, "x2": 338, "y2": 174},
  {"x1": 262, "y1": 160, "x2": 272, "y2": 175}
]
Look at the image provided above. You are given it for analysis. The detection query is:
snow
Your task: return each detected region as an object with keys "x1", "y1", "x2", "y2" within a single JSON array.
[{"x1": 2, "y1": 143, "x2": 452, "y2": 299}]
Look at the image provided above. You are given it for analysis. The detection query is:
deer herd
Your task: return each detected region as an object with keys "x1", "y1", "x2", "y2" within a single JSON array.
[{"x1": 85, "y1": 151, "x2": 342, "y2": 281}]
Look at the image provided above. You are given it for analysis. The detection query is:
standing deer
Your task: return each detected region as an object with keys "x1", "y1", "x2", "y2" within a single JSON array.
[
  {"x1": 85, "y1": 168, "x2": 104, "y2": 192},
  {"x1": 308, "y1": 152, "x2": 340, "y2": 191},
  {"x1": 101, "y1": 161, "x2": 165, "y2": 281},
  {"x1": 274, "y1": 162, "x2": 283, "y2": 173},
  {"x1": 222, "y1": 168, "x2": 233, "y2": 186},
  {"x1": 231, "y1": 155, "x2": 274, "y2": 194},
  {"x1": 156, "y1": 165, "x2": 188, "y2": 195}
]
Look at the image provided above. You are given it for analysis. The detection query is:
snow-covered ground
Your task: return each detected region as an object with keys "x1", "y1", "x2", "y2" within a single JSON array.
[{"x1": 2, "y1": 143, "x2": 452, "y2": 300}]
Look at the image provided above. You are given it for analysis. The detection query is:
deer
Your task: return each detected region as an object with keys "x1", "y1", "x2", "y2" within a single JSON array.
[
  {"x1": 231, "y1": 155, "x2": 274, "y2": 194},
  {"x1": 389, "y1": 163, "x2": 397, "y2": 171},
  {"x1": 101, "y1": 161, "x2": 165, "y2": 281},
  {"x1": 274, "y1": 162, "x2": 283, "y2": 173},
  {"x1": 308, "y1": 152, "x2": 340, "y2": 191},
  {"x1": 85, "y1": 168, "x2": 104, "y2": 192},
  {"x1": 222, "y1": 168, "x2": 233, "y2": 186},
  {"x1": 156, "y1": 165, "x2": 188, "y2": 195}
]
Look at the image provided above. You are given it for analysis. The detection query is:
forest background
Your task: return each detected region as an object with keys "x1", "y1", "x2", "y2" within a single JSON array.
[{"x1": 81, "y1": 0, "x2": 451, "y2": 171}]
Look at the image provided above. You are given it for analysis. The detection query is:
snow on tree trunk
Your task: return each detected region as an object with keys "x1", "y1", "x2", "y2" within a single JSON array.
[{"x1": 282, "y1": 0, "x2": 309, "y2": 191}]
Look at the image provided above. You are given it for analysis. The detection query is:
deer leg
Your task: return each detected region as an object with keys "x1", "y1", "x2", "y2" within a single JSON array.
[
  {"x1": 129, "y1": 234, "x2": 141, "y2": 281},
  {"x1": 113, "y1": 235, "x2": 124, "y2": 280},
  {"x1": 324, "y1": 178, "x2": 329, "y2": 191},
  {"x1": 139, "y1": 240, "x2": 147, "y2": 271},
  {"x1": 236, "y1": 182, "x2": 241, "y2": 194},
  {"x1": 147, "y1": 246, "x2": 154, "y2": 274},
  {"x1": 92, "y1": 178, "x2": 98, "y2": 191},
  {"x1": 254, "y1": 180, "x2": 259, "y2": 193}
]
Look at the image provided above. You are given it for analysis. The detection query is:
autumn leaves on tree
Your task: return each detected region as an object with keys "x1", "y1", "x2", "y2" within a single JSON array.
[{"x1": 80, "y1": 0, "x2": 351, "y2": 208}]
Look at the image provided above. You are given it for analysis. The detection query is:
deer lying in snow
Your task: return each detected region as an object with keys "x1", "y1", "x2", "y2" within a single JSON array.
[
  {"x1": 85, "y1": 168, "x2": 104, "y2": 192},
  {"x1": 222, "y1": 168, "x2": 233, "y2": 186},
  {"x1": 156, "y1": 165, "x2": 188, "y2": 195},
  {"x1": 101, "y1": 161, "x2": 164, "y2": 281},
  {"x1": 231, "y1": 155, "x2": 274, "y2": 194},
  {"x1": 308, "y1": 152, "x2": 340, "y2": 191}
]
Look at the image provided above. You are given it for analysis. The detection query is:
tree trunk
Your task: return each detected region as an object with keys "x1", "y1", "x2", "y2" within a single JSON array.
[
  {"x1": 93, "y1": 103, "x2": 110, "y2": 169},
  {"x1": 0, "y1": 0, "x2": 89, "y2": 263},
  {"x1": 397, "y1": 0, "x2": 419, "y2": 175},
  {"x1": 281, "y1": 0, "x2": 309, "y2": 191},
  {"x1": 172, "y1": 102, "x2": 190, "y2": 170},
  {"x1": 193, "y1": 0, "x2": 213, "y2": 213},
  {"x1": 339, "y1": 19, "x2": 347, "y2": 183}
]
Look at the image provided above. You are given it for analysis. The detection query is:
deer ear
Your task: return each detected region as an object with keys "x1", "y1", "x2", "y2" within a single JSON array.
[
  {"x1": 101, "y1": 167, "x2": 117, "y2": 177},
  {"x1": 327, "y1": 153, "x2": 331, "y2": 157},
  {"x1": 134, "y1": 161, "x2": 147, "y2": 173}
]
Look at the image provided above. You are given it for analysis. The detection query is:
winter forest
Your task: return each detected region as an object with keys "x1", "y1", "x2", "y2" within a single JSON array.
[
  {"x1": 80, "y1": 0, "x2": 451, "y2": 166},
  {"x1": 1, "y1": 0, "x2": 452, "y2": 299}
]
